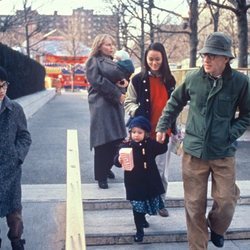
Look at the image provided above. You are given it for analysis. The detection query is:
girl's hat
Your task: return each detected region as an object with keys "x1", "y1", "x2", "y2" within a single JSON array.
[{"x1": 128, "y1": 116, "x2": 151, "y2": 132}]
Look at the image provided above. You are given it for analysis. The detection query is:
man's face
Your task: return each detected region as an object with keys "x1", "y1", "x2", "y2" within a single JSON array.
[
  {"x1": 201, "y1": 53, "x2": 230, "y2": 77},
  {"x1": 0, "y1": 80, "x2": 8, "y2": 101}
]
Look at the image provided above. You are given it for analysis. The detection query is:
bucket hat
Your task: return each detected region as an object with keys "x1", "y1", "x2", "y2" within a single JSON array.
[{"x1": 198, "y1": 32, "x2": 234, "y2": 58}]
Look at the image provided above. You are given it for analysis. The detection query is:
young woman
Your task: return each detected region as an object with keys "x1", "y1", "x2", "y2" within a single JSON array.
[
  {"x1": 124, "y1": 42, "x2": 176, "y2": 216},
  {"x1": 86, "y1": 34, "x2": 128, "y2": 189},
  {"x1": 114, "y1": 116, "x2": 168, "y2": 242}
]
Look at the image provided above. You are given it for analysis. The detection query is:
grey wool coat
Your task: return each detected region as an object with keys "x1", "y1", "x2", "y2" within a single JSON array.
[
  {"x1": 0, "y1": 96, "x2": 31, "y2": 217},
  {"x1": 86, "y1": 55, "x2": 127, "y2": 149}
]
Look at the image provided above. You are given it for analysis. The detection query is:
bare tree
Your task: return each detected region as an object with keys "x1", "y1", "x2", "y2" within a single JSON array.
[
  {"x1": 59, "y1": 16, "x2": 84, "y2": 57},
  {"x1": 208, "y1": 0, "x2": 227, "y2": 31},
  {"x1": 0, "y1": 0, "x2": 51, "y2": 57},
  {"x1": 206, "y1": 0, "x2": 250, "y2": 67},
  {"x1": 153, "y1": 0, "x2": 206, "y2": 67}
]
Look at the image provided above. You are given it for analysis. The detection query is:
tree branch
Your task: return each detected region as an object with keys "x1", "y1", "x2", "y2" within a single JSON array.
[{"x1": 206, "y1": 0, "x2": 237, "y2": 13}]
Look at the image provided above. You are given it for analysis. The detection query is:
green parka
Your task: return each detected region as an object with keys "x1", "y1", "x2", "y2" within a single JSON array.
[{"x1": 156, "y1": 65, "x2": 250, "y2": 160}]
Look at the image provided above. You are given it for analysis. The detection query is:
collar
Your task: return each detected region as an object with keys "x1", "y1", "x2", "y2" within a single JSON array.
[
  {"x1": 148, "y1": 70, "x2": 162, "y2": 78},
  {"x1": 201, "y1": 63, "x2": 232, "y2": 80},
  {"x1": 1, "y1": 96, "x2": 13, "y2": 111}
]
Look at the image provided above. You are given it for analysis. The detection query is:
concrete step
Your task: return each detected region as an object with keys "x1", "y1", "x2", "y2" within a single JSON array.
[
  {"x1": 81, "y1": 181, "x2": 250, "y2": 210},
  {"x1": 17, "y1": 182, "x2": 250, "y2": 248},
  {"x1": 22, "y1": 181, "x2": 250, "y2": 209},
  {"x1": 84, "y1": 205, "x2": 250, "y2": 246}
]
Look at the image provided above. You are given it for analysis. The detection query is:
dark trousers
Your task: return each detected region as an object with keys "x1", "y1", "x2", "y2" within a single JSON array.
[
  {"x1": 6, "y1": 209, "x2": 23, "y2": 242},
  {"x1": 94, "y1": 139, "x2": 121, "y2": 181}
]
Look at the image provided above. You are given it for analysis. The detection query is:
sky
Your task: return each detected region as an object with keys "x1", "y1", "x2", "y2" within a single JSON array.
[{"x1": 0, "y1": 0, "x2": 189, "y2": 16}]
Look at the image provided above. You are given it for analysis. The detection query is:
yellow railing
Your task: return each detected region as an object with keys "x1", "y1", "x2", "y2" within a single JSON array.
[{"x1": 66, "y1": 130, "x2": 86, "y2": 250}]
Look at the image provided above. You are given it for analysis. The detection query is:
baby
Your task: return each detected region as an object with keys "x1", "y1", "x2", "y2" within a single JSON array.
[{"x1": 114, "y1": 50, "x2": 135, "y2": 86}]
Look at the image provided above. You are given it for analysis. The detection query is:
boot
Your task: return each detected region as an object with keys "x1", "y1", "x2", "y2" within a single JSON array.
[
  {"x1": 11, "y1": 239, "x2": 25, "y2": 250},
  {"x1": 133, "y1": 210, "x2": 145, "y2": 242},
  {"x1": 134, "y1": 227, "x2": 144, "y2": 242},
  {"x1": 0, "y1": 237, "x2": 2, "y2": 248}
]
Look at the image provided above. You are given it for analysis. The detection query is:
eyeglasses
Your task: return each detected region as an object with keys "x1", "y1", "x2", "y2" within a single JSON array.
[
  {"x1": 200, "y1": 53, "x2": 217, "y2": 60},
  {"x1": 0, "y1": 81, "x2": 9, "y2": 90}
]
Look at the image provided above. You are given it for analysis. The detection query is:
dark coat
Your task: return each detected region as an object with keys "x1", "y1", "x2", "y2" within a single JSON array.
[
  {"x1": 0, "y1": 96, "x2": 31, "y2": 217},
  {"x1": 86, "y1": 55, "x2": 127, "y2": 149},
  {"x1": 114, "y1": 138, "x2": 168, "y2": 201}
]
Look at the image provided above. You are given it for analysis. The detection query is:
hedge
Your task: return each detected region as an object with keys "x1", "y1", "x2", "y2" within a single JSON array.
[{"x1": 0, "y1": 43, "x2": 45, "y2": 99}]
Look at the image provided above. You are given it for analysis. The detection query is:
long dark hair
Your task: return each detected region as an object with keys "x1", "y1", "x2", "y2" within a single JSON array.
[{"x1": 143, "y1": 42, "x2": 176, "y2": 87}]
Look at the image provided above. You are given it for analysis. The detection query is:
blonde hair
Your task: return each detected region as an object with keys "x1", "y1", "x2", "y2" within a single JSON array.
[{"x1": 89, "y1": 34, "x2": 116, "y2": 58}]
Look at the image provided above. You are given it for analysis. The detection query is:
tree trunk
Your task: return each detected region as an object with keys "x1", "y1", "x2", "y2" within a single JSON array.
[
  {"x1": 213, "y1": 10, "x2": 219, "y2": 31},
  {"x1": 189, "y1": 0, "x2": 199, "y2": 67},
  {"x1": 25, "y1": 24, "x2": 30, "y2": 57},
  {"x1": 148, "y1": 0, "x2": 154, "y2": 43},
  {"x1": 237, "y1": 11, "x2": 248, "y2": 67},
  {"x1": 140, "y1": 1, "x2": 145, "y2": 65}
]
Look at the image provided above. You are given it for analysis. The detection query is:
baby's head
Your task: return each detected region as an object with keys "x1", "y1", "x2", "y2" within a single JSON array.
[
  {"x1": 114, "y1": 50, "x2": 130, "y2": 62},
  {"x1": 128, "y1": 116, "x2": 151, "y2": 142}
]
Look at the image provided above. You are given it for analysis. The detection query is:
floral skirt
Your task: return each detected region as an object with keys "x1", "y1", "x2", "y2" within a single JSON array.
[{"x1": 130, "y1": 195, "x2": 165, "y2": 215}]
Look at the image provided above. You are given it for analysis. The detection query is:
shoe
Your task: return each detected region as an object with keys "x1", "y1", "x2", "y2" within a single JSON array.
[
  {"x1": 107, "y1": 170, "x2": 115, "y2": 179},
  {"x1": 210, "y1": 229, "x2": 224, "y2": 248},
  {"x1": 11, "y1": 239, "x2": 25, "y2": 250},
  {"x1": 134, "y1": 231, "x2": 144, "y2": 242},
  {"x1": 159, "y1": 208, "x2": 169, "y2": 217},
  {"x1": 142, "y1": 220, "x2": 150, "y2": 228},
  {"x1": 98, "y1": 180, "x2": 108, "y2": 189}
]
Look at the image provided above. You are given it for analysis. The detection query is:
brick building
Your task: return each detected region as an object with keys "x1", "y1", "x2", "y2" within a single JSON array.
[{"x1": 0, "y1": 7, "x2": 118, "y2": 49}]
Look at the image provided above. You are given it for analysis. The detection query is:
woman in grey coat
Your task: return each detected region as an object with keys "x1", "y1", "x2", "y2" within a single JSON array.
[
  {"x1": 86, "y1": 34, "x2": 127, "y2": 189},
  {"x1": 0, "y1": 66, "x2": 31, "y2": 250}
]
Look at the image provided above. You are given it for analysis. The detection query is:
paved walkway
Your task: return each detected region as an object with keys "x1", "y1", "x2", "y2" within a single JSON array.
[{"x1": 1, "y1": 91, "x2": 250, "y2": 249}]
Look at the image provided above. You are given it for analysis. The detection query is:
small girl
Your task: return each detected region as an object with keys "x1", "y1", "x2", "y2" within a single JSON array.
[{"x1": 114, "y1": 116, "x2": 168, "y2": 242}]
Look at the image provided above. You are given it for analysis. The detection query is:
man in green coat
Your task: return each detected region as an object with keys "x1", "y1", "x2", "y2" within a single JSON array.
[
  {"x1": 0, "y1": 66, "x2": 31, "y2": 250},
  {"x1": 156, "y1": 32, "x2": 250, "y2": 249}
]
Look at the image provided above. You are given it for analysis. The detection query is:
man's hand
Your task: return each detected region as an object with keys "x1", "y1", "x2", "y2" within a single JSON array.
[{"x1": 156, "y1": 132, "x2": 166, "y2": 144}]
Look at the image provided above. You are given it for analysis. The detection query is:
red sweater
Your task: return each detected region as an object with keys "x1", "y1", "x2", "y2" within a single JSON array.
[{"x1": 149, "y1": 76, "x2": 171, "y2": 139}]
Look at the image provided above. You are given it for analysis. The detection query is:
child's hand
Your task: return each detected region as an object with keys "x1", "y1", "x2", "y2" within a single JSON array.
[
  {"x1": 119, "y1": 154, "x2": 130, "y2": 168},
  {"x1": 118, "y1": 155, "x2": 123, "y2": 164}
]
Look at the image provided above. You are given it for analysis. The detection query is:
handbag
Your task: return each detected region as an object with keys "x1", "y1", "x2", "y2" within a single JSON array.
[{"x1": 171, "y1": 125, "x2": 185, "y2": 156}]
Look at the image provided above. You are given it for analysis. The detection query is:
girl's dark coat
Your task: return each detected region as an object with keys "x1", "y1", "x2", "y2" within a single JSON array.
[{"x1": 114, "y1": 138, "x2": 168, "y2": 201}]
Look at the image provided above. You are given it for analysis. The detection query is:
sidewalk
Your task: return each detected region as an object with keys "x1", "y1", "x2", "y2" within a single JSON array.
[{"x1": 1, "y1": 91, "x2": 249, "y2": 250}]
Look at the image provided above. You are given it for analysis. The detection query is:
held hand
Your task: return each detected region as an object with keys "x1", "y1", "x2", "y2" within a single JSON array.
[
  {"x1": 156, "y1": 132, "x2": 166, "y2": 144},
  {"x1": 116, "y1": 79, "x2": 129, "y2": 88},
  {"x1": 120, "y1": 94, "x2": 126, "y2": 104}
]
